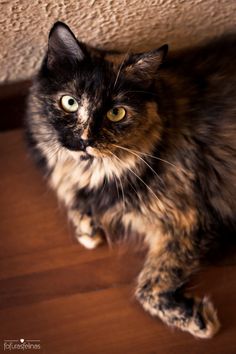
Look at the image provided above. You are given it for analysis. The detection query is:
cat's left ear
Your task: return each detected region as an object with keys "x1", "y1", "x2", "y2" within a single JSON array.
[
  {"x1": 122, "y1": 45, "x2": 168, "y2": 82},
  {"x1": 47, "y1": 21, "x2": 86, "y2": 70}
]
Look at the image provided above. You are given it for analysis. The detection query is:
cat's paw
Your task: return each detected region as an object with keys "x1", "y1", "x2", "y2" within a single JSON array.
[
  {"x1": 186, "y1": 296, "x2": 220, "y2": 339},
  {"x1": 76, "y1": 232, "x2": 104, "y2": 250},
  {"x1": 75, "y1": 214, "x2": 104, "y2": 249},
  {"x1": 136, "y1": 278, "x2": 220, "y2": 338}
]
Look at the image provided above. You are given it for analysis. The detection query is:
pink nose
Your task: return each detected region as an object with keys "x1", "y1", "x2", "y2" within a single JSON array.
[{"x1": 79, "y1": 139, "x2": 93, "y2": 151}]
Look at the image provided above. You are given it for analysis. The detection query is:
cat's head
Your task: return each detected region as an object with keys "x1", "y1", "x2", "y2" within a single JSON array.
[{"x1": 31, "y1": 22, "x2": 168, "y2": 169}]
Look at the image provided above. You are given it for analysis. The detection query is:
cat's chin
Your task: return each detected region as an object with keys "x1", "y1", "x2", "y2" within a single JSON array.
[
  {"x1": 80, "y1": 154, "x2": 92, "y2": 161},
  {"x1": 67, "y1": 150, "x2": 91, "y2": 162},
  {"x1": 67, "y1": 147, "x2": 105, "y2": 161},
  {"x1": 86, "y1": 146, "x2": 106, "y2": 158}
]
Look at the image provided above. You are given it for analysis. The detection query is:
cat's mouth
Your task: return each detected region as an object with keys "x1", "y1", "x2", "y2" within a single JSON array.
[
  {"x1": 67, "y1": 146, "x2": 106, "y2": 161},
  {"x1": 86, "y1": 146, "x2": 107, "y2": 158},
  {"x1": 61, "y1": 136, "x2": 106, "y2": 160}
]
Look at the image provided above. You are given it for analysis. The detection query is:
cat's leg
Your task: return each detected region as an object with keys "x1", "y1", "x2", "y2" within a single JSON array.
[
  {"x1": 135, "y1": 234, "x2": 220, "y2": 338},
  {"x1": 68, "y1": 209, "x2": 104, "y2": 249}
]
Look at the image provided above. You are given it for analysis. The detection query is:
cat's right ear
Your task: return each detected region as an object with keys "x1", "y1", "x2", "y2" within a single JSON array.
[{"x1": 46, "y1": 22, "x2": 86, "y2": 70}]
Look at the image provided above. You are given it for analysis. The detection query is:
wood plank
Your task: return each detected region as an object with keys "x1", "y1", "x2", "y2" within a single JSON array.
[
  {"x1": 0, "y1": 245, "x2": 111, "y2": 280},
  {"x1": 0, "y1": 249, "x2": 143, "y2": 309}
]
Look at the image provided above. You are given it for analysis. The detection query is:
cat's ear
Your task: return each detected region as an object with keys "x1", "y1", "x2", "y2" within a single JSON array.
[
  {"x1": 47, "y1": 22, "x2": 86, "y2": 70},
  {"x1": 123, "y1": 45, "x2": 168, "y2": 83}
]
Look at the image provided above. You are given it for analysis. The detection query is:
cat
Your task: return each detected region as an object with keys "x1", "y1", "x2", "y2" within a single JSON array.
[{"x1": 25, "y1": 21, "x2": 236, "y2": 338}]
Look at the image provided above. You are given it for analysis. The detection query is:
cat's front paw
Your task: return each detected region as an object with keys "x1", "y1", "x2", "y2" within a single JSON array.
[
  {"x1": 76, "y1": 232, "x2": 104, "y2": 250},
  {"x1": 136, "y1": 278, "x2": 220, "y2": 338},
  {"x1": 75, "y1": 214, "x2": 104, "y2": 250},
  {"x1": 186, "y1": 296, "x2": 220, "y2": 338}
]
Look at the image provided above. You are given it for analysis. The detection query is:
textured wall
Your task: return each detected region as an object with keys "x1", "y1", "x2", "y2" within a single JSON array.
[{"x1": 1, "y1": 0, "x2": 236, "y2": 83}]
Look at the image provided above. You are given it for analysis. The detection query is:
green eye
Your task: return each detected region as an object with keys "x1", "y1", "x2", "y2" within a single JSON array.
[
  {"x1": 106, "y1": 107, "x2": 126, "y2": 122},
  {"x1": 60, "y1": 95, "x2": 78, "y2": 113}
]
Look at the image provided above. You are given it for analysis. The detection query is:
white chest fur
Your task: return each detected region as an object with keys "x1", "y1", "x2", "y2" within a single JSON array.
[{"x1": 49, "y1": 154, "x2": 107, "y2": 207}]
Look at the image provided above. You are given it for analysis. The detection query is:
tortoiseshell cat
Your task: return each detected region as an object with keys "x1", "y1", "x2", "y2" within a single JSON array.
[{"x1": 25, "y1": 22, "x2": 236, "y2": 338}]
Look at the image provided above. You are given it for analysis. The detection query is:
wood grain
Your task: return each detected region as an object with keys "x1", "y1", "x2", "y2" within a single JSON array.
[{"x1": 0, "y1": 130, "x2": 236, "y2": 354}]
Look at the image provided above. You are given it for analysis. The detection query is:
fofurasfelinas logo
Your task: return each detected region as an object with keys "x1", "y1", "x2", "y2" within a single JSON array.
[{"x1": 3, "y1": 339, "x2": 41, "y2": 351}]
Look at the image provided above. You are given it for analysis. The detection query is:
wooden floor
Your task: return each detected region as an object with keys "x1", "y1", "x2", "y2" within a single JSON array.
[{"x1": 1, "y1": 129, "x2": 236, "y2": 354}]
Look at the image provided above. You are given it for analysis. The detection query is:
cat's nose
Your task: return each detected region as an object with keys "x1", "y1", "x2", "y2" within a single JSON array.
[{"x1": 79, "y1": 139, "x2": 92, "y2": 151}]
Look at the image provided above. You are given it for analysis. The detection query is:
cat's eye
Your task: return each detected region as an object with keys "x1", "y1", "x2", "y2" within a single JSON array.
[
  {"x1": 106, "y1": 107, "x2": 126, "y2": 122},
  {"x1": 60, "y1": 95, "x2": 79, "y2": 113}
]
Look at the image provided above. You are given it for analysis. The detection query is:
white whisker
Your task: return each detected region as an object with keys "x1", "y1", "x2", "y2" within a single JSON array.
[
  {"x1": 112, "y1": 144, "x2": 165, "y2": 186},
  {"x1": 118, "y1": 90, "x2": 158, "y2": 97},
  {"x1": 113, "y1": 144, "x2": 184, "y2": 172},
  {"x1": 109, "y1": 151, "x2": 165, "y2": 213},
  {"x1": 113, "y1": 50, "x2": 130, "y2": 89},
  {"x1": 108, "y1": 156, "x2": 126, "y2": 217}
]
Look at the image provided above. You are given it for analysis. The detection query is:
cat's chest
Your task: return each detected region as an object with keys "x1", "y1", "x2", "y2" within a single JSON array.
[
  {"x1": 49, "y1": 156, "x2": 117, "y2": 208},
  {"x1": 47, "y1": 154, "x2": 164, "y2": 239},
  {"x1": 49, "y1": 157, "x2": 99, "y2": 203}
]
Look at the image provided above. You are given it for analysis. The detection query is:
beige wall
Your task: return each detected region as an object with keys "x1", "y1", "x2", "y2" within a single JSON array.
[{"x1": 1, "y1": 0, "x2": 236, "y2": 83}]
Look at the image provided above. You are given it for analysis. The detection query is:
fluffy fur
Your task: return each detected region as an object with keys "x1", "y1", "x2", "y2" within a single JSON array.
[{"x1": 25, "y1": 22, "x2": 236, "y2": 338}]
